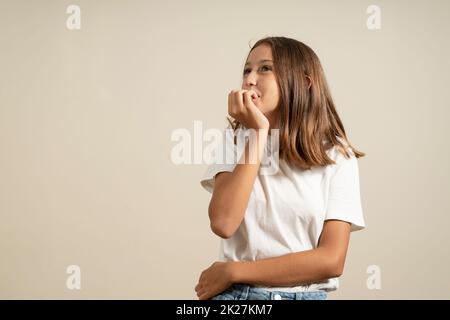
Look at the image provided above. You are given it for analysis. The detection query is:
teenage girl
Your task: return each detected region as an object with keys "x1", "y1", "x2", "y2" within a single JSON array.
[{"x1": 196, "y1": 36, "x2": 366, "y2": 300}]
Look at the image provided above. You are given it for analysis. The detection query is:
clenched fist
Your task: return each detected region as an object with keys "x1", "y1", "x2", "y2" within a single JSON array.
[{"x1": 228, "y1": 90, "x2": 270, "y2": 130}]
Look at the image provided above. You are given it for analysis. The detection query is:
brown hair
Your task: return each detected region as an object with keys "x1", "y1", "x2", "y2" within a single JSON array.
[{"x1": 228, "y1": 36, "x2": 365, "y2": 170}]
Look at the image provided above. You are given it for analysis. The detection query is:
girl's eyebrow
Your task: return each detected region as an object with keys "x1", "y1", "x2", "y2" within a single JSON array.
[{"x1": 245, "y1": 59, "x2": 273, "y2": 66}]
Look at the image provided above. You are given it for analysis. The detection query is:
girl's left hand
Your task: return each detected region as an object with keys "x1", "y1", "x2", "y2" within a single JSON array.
[{"x1": 195, "y1": 261, "x2": 235, "y2": 300}]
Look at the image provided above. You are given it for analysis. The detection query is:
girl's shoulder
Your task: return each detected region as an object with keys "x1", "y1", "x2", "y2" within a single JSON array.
[{"x1": 325, "y1": 136, "x2": 356, "y2": 164}]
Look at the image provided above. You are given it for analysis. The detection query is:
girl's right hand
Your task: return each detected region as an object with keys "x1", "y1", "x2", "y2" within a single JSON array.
[{"x1": 228, "y1": 90, "x2": 270, "y2": 130}]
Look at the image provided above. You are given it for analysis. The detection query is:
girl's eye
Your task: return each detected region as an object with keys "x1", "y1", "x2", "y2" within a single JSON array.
[{"x1": 243, "y1": 65, "x2": 272, "y2": 76}]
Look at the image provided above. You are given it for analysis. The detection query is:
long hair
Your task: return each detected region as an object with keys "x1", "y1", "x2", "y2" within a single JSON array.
[{"x1": 228, "y1": 36, "x2": 365, "y2": 169}]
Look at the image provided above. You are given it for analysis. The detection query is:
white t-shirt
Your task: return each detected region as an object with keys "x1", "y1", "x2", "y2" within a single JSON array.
[{"x1": 200, "y1": 125, "x2": 366, "y2": 293}]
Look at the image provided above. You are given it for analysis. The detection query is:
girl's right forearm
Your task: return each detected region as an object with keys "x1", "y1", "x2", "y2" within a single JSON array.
[{"x1": 209, "y1": 129, "x2": 269, "y2": 238}]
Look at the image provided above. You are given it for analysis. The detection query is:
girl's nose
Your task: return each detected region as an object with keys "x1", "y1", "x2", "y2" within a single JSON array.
[{"x1": 245, "y1": 72, "x2": 257, "y2": 86}]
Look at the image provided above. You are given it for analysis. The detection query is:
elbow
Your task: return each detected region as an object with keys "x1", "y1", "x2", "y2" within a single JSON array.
[
  {"x1": 208, "y1": 202, "x2": 238, "y2": 239},
  {"x1": 329, "y1": 265, "x2": 344, "y2": 278},
  {"x1": 210, "y1": 220, "x2": 236, "y2": 239},
  {"x1": 325, "y1": 255, "x2": 345, "y2": 278}
]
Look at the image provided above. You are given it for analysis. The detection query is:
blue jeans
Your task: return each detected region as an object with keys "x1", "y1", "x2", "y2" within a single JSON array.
[{"x1": 211, "y1": 284, "x2": 328, "y2": 300}]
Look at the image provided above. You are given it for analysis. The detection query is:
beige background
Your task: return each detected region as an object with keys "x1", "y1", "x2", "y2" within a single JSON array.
[{"x1": 1, "y1": 0, "x2": 449, "y2": 299}]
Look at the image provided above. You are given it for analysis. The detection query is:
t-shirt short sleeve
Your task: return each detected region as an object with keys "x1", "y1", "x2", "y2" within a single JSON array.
[
  {"x1": 200, "y1": 125, "x2": 238, "y2": 193},
  {"x1": 325, "y1": 149, "x2": 366, "y2": 232}
]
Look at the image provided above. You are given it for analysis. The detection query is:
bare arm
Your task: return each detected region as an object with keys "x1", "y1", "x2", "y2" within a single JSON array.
[
  {"x1": 208, "y1": 89, "x2": 270, "y2": 239},
  {"x1": 228, "y1": 220, "x2": 352, "y2": 286},
  {"x1": 209, "y1": 129, "x2": 268, "y2": 239}
]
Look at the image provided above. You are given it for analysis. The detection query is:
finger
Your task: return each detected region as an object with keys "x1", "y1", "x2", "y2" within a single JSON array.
[
  {"x1": 195, "y1": 282, "x2": 203, "y2": 292},
  {"x1": 228, "y1": 89, "x2": 240, "y2": 101},
  {"x1": 248, "y1": 89, "x2": 258, "y2": 99},
  {"x1": 243, "y1": 90, "x2": 257, "y2": 109},
  {"x1": 229, "y1": 90, "x2": 245, "y2": 116},
  {"x1": 236, "y1": 90, "x2": 248, "y2": 109},
  {"x1": 197, "y1": 288, "x2": 206, "y2": 298},
  {"x1": 198, "y1": 292, "x2": 210, "y2": 300},
  {"x1": 228, "y1": 90, "x2": 239, "y2": 106}
]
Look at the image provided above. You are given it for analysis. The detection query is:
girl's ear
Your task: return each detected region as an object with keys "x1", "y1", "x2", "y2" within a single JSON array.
[{"x1": 305, "y1": 75, "x2": 312, "y2": 90}]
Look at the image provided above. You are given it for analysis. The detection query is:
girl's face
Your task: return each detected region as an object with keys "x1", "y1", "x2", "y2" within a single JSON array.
[{"x1": 242, "y1": 44, "x2": 280, "y2": 117}]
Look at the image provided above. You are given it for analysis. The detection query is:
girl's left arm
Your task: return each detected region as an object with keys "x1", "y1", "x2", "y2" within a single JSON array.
[{"x1": 229, "y1": 220, "x2": 352, "y2": 286}]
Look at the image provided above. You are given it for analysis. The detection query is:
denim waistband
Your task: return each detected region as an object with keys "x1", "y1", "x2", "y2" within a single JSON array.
[{"x1": 227, "y1": 283, "x2": 328, "y2": 300}]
